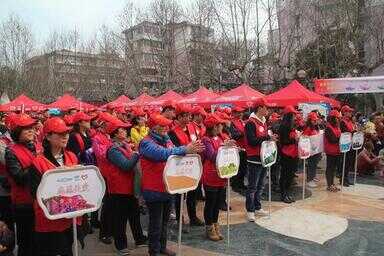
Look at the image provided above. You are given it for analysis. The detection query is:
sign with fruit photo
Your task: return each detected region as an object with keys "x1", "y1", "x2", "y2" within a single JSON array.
[
  {"x1": 37, "y1": 165, "x2": 106, "y2": 220},
  {"x1": 298, "y1": 136, "x2": 311, "y2": 159},
  {"x1": 260, "y1": 141, "x2": 278, "y2": 167},
  {"x1": 216, "y1": 146, "x2": 240, "y2": 178},
  {"x1": 163, "y1": 154, "x2": 202, "y2": 194}
]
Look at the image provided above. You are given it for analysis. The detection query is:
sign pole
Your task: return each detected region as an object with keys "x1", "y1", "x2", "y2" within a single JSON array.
[
  {"x1": 178, "y1": 193, "x2": 184, "y2": 256},
  {"x1": 73, "y1": 218, "x2": 79, "y2": 256},
  {"x1": 268, "y1": 166, "x2": 271, "y2": 217},
  {"x1": 227, "y1": 178, "x2": 230, "y2": 247},
  {"x1": 354, "y1": 150, "x2": 358, "y2": 187},
  {"x1": 302, "y1": 159, "x2": 306, "y2": 200},
  {"x1": 341, "y1": 152, "x2": 347, "y2": 192}
]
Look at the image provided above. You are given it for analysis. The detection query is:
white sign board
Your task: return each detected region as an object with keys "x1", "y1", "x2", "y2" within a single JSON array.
[
  {"x1": 260, "y1": 141, "x2": 278, "y2": 167},
  {"x1": 339, "y1": 132, "x2": 352, "y2": 153},
  {"x1": 309, "y1": 130, "x2": 324, "y2": 156},
  {"x1": 298, "y1": 136, "x2": 311, "y2": 159},
  {"x1": 163, "y1": 154, "x2": 202, "y2": 194},
  {"x1": 216, "y1": 146, "x2": 240, "y2": 178},
  {"x1": 352, "y1": 132, "x2": 364, "y2": 150},
  {"x1": 37, "y1": 165, "x2": 106, "y2": 220}
]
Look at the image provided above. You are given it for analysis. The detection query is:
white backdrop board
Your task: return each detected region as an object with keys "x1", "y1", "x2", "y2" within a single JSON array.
[
  {"x1": 36, "y1": 165, "x2": 105, "y2": 220},
  {"x1": 163, "y1": 154, "x2": 202, "y2": 194}
]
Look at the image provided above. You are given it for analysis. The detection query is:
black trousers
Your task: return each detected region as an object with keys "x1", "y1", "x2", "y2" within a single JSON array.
[
  {"x1": 35, "y1": 228, "x2": 73, "y2": 256},
  {"x1": 99, "y1": 193, "x2": 113, "y2": 238},
  {"x1": 109, "y1": 194, "x2": 146, "y2": 250},
  {"x1": 231, "y1": 150, "x2": 247, "y2": 188},
  {"x1": 146, "y1": 199, "x2": 172, "y2": 254},
  {"x1": 204, "y1": 186, "x2": 225, "y2": 226},
  {"x1": 279, "y1": 155, "x2": 298, "y2": 197},
  {"x1": 326, "y1": 155, "x2": 342, "y2": 187},
  {"x1": 13, "y1": 205, "x2": 35, "y2": 256},
  {"x1": 175, "y1": 189, "x2": 197, "y2": 222},
  {"x1": 339, "y1": 151, "x2": 354, "y2": 182},
  {"x1": 271, "y1": 158, "x2": 281, "y2": 186},
  {"x1": 0, "y1": 196, "x2": 13, "y2": 229}
]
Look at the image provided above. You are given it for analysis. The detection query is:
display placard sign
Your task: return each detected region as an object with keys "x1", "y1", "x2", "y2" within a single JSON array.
[
  {"x1": 260, "y1": 141, "x2": 278, "y2": 167},
  {"x1": 339, "y1": 132, "x2": 352, "y2": 153},
  {"x1": 163, "y1": 154, "x2": 202, "y2": 194},
  {"x1": 298, "y1": 136, "x2": 311, "y2": 159},
  {"x1": 309, "y1": 130, "x2": 324, "y2": 155},
  {"x1": 216, "y1": 146, "x2": 240, "y2": 178},
  {"x1": 36, "y1": 165, "x2": 106, "y2": 220},
  {"x1": 352, "y1": 132, "x2": 364, "y2": 150}
]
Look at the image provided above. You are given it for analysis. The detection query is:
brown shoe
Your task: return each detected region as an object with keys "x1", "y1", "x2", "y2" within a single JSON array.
[
  {"x1": 206, "y1": 225, "x2": 220, "y2": 241},
  {"x1": 213, "y1": 223, "x2": 224, "y2": 240}
]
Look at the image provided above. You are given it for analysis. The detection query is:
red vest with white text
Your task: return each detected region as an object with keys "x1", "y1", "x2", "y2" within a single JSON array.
[
  {"x1": 202, "y1": 136, "x2": 226, "y2": 187},
  {"x1": 244, "y1": 117, "x2": 268, "y2": 157},
  {"x1": 324, "y1": 123, "x2": 341, "y2": 156}
]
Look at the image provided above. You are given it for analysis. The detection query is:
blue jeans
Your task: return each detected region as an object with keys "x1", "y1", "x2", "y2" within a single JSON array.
[{"x1": 245, "y1": 162, "x2": 267, "y2": 212}]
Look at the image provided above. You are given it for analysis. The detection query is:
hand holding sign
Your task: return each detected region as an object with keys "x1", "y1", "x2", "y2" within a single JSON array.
[{"x1": 186, "y1": 141, "x2": 205, "y2": 154}]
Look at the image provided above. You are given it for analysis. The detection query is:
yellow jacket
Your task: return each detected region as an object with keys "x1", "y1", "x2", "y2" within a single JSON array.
[{"x1": 131, "y1": 125, "x2": 149, "y2": 145}]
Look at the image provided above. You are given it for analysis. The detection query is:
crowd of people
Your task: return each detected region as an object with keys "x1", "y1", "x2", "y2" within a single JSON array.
[{"x1": 0, "y1": 98, "x2": 383, "y2": 256}]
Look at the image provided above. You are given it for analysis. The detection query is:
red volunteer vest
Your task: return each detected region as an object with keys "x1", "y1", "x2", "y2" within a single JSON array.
[
  {"x1": 202, "y1": 136, "x2": 226, "y2": 187},
  {"x1": 244, "y1": 117, "x2": 268, "y2": 157},
  {"x1": 32, "y1": 150, "x2": 78, "y2": 233},
  {"x1": 281, "y1": 130, "x2": 298, "y2": 158},
  {"x1": 324, "y1": 123, "x2": 341, "y2": 156},
  {"x1": 232, "y1": 118, "x2": 246, "y2": 148},
  {"x1": 92, "y1": 132, "x2": 112, "y2": 181},
  {"x1": 173, "y1": 123, "x2": 198, "y2": 145},
  {"x1": 106, "y1": 143, "x2": 135, "y2": 195},
  {"x1": 302, "y1": 126, "x2": 319, "y2": 136},
  {"x1": 7, "y1": 143, "x2": 41, "y2": 205},
  {"x1": 192, "y1": 122, "x2": 206, "y2": 139},
  {"x1": 74, "y1": 133, "x2": 85, "y2": 152},
  {"x1": 341, "y1": 118, "x2": 355, "y2": 133},
  {"x1": 140, "y1": 137, "x2": 173, "y2": 193}
]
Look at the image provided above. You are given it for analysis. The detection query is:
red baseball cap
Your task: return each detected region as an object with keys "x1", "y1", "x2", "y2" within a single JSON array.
[
  {"x1": 105, "y1": 119, "x2": 131, "y2": 134},
  {"x1": 43, "y1": 117, "x2": 72, "y2": 134},
  {"x1": 63, "y1": 115, "x2": 74, "y2": 126},
  {"x1": 148, "y1": 114, "x2": 173, "y2": 128},
  {"x1": 307, "y1": 112, "x2": 319, "y2": 121},
  {"x1": 98, "y1": 112, "x2": 117, "y2": 123},
  {"x1": 72, "y1": 112, "x2": 92, "y2": 123},
  {"x1": 192, "y1": 106, "x2": 207, "y2": 117},
  {"x1": 253, "y1": 98, "x2": 267, "y2": 108},
  {"x1": 283, "y1": 105, "x2": 298, "y2": 114},
  {"x1": 341, "y1": 105, "x2": 354, "y2": 113},
  {"x1": 269, "y1": 112, "x2": 280, "y2": 122},
  {"x1": 132, "y1": 107, "x2": 146, "y2": 116},
  {"x1": 9, "y1": 114, "x2": 36, "y2": 131},
  {"x1": 215, "y1": 111, "x2": 230, "y2": 121},
  {"x1": 232, "y1": 106, "x2": 245, "y2": 112},
  {"x1": 204, "y1": 113, "x2": 225, "y2": 128},
  {"x1": 175, "y1": 104, "x2": 193, "y2": 115},
  {"x1": 329, "y1": 109, "x2": 342, "y2": 118}
]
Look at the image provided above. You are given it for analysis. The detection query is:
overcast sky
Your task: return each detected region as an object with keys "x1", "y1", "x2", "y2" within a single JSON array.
[{"x1": 0, "y1": 0, "x2": 137, "y2": 44}]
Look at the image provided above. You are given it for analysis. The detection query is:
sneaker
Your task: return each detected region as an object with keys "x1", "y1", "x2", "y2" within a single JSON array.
[
  {"x1": 170, "y1": 211, "x2": 176, "y2": 220},
  {"x1": 160, "y1": 248, "x2": 176, "y2": 256},
  {"x1": 116, "y1": 248, "x2": 131, "y2": 256},
  {"x1": 247, "y1": 212, "x2": 255, "y2": 222},
  {"x1": 99, "y1": 236, "x2": 112, "y2": 245},
  {"x1": 307, "y1": 181, "x2": 317, "y2": 188},
  {"x1": 313, "y1": 177, "x2": 320, "y2": 182},
  {"x1": 255, "y1": 209, "x2": 268, "y2": 216}
]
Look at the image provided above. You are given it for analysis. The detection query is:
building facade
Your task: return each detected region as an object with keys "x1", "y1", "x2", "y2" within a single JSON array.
[
  {"x1": 123, "y1": 21, "x2": 214, "y2": 94},
  {"x1": 24, "y1": 49, "x2": 125, "y2": 102}
]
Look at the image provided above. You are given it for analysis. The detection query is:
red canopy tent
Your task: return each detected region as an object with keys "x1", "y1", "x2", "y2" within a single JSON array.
[
  {"x1": 178, "y1": 87, "x2": 219, "y2": 107},
  {"x1": 48, "y1": 94, "x2": 96, "y2": 111},
  {"x1": 0, "y1": 94, "x2": 47, "y2": 112},
  {"x1": 102, "y1": 95, "x2": 131, "y2": 109},
  {"x1": 148, "y1": 90, "x2": 183, "y2": 106},
  {"x1": 210, "y1": 84, "x2": 265, "y2": 107},
  {"x1": 264, "y1": 80, "x2": 340, "y2": 107},
  {"x1": 128, "y1": 93, "x2": 155, "y2": 106}
]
